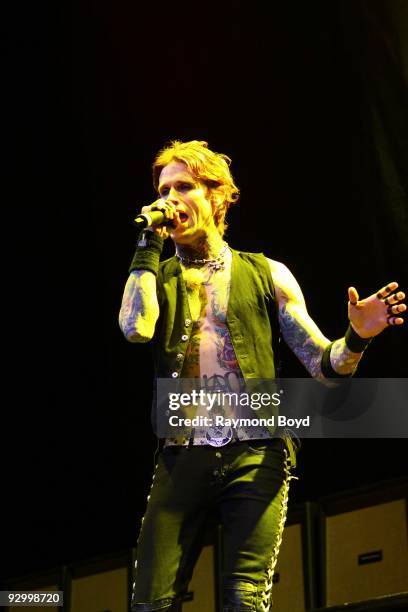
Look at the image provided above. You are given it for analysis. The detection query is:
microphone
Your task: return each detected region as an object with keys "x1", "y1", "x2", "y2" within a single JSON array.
[{"x1": 133, "y1": 210, "x2": 175, "y2": 230}]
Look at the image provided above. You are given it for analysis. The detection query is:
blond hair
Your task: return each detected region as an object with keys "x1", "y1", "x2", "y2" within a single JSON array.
[{"x1": 152, "y1": 140, "x2": 240, "y2": 237}]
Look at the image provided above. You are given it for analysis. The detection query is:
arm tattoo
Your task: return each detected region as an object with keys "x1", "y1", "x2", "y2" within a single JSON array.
[
  {"x1": 271, "y1": 258, "x2": 364, "y2": 382},
  {"x1": 119, "y1": 270, "x2": 159, "y2": 342},
  {"x1": 330, "y1": 338, "x2": 362, "y2": 375},
  {"x1": 279, "y1": 303, "x2": 327, "y2": 380}
]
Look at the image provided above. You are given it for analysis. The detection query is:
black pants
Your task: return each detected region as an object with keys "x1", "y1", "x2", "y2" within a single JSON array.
[{"x1": 131, "y1": 438, "x2": 296, "y2": 611}]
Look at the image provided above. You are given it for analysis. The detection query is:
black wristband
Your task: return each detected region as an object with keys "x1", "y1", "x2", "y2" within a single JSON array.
[
  {"x1": 345, "y1": 324, "x2": 373, "y2": 353},
  {"x1": 321, "y1": 342, "x2": 353, "y2": 379},
  {"x1": 128, "y1": 230, "x2": 164, "y2": 276}
]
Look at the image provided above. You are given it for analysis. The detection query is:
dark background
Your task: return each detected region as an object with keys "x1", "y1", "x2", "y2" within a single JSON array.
[{"x1": 3, "y1": 0, "x2": 407, "y2": 579}]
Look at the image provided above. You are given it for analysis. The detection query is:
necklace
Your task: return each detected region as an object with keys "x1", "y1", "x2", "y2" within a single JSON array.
[{"x1": 176, "y1": 243, "x2": 229, "y2": 271}]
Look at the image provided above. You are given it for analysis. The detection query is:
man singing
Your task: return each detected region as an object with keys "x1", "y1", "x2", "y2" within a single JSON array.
[{"x1": 119, "y1": 140, "x2": 405, "y2": 611}]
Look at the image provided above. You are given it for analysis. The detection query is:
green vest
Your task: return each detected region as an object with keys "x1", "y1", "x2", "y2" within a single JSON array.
[
  {"x1": 152, "y1": 249, "x2": 280, "y2": 380},
  {"x1": 151, "y1": 249, "x2": 298, "y2": 465}
]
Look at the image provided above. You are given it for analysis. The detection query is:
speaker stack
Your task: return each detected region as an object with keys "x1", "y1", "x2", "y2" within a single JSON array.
[
  {"x1": 66, "y1": 550, "x2": 131, "y2": 612},
  {"x1": 2, "y1": 551, "x2": 131, "y2": 612},
  {"x1": 1, "y1": 536, "x2": 221, "y2": 612},
  {"x1": 313, "y1": 477, "x2": 408, "y2": 612}
]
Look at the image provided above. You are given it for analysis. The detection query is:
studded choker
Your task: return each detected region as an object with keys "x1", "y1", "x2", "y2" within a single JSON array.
[{"x1": 176, "y1": 243, "x2": 229, "y2": 271}]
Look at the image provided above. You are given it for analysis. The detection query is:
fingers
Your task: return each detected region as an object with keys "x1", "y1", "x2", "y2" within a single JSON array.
[
  {"x1": 142, "y1": 199, "x2": 176, "y2": 221},
  {"x1": 151, "y1": 199, "x2": 170, "y2": 212},
  {"x1": 377, "y1": 282, "x2": 406, "y2": 320},
  {"x1": 387, "y1": 303, "x2": 407, "y2": 315},
  {"x1": 383, "y1": 291, "x2": 405, "y2": 306},
  {"x1": 385, "y1": 290, "x2": 406, "y2": 326},
  {"x1": 348, "y1": 286, "x2": 359, "y2": 306},
  {"x1": 376, "y1": 281, "x2": 398, "y2": 300},
  {"x1": 387, "y1": 316, "x2": 405, "y2": 326}
]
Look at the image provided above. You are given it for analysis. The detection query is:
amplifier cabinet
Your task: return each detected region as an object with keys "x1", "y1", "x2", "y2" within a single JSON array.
[
  {"x1": 66, "y1": 550, "x2": 131, "y2": 612},
  {"x1": 321, "y1": 481, "x2": 408, "y2": 607}
]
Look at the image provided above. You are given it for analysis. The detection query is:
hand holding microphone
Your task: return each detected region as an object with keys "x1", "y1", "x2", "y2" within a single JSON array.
[{"x1": 133, "y1": 199, "x2": 176, "y2": 239}]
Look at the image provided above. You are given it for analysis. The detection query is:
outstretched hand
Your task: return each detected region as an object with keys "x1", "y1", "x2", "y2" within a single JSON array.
[{"x1": 348, "y1": 282, "x2": 406, "y2": 338}]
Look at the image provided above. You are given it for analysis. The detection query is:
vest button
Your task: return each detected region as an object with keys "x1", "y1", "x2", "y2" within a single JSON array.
[
  {"x1": 181, "y1": 334, "x2": 188, "y2": 341},
  {"x1": 185, "y1": 318, "x2": 191, "y2": 327},
  {"x1": 176, "y1": 353, "x2": 183, "y2": 361},
  {"x1": 172, "y1": 372, "x2": 179, "y2": 378}
]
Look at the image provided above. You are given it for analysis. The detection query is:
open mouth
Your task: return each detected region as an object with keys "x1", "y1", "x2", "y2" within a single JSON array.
[{"x1": 178, "y1": 212, "x2": 188, "y2": 223}]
